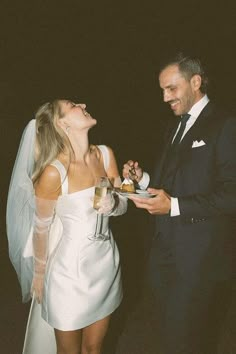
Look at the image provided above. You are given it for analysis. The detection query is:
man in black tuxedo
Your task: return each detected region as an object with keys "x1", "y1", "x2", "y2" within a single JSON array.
[{"x1": 123, "y1": 53, "x2": 236, "y2": 353}]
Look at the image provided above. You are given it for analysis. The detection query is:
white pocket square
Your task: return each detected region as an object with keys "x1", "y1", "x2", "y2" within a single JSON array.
[{"x1": 192, "y1": 140, "x2": 206, "y2": 148}]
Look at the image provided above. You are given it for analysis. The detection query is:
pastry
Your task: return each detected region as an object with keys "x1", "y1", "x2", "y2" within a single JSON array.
[{"x1": 120, "y1": 178, "x2": 135, "y2": 193}]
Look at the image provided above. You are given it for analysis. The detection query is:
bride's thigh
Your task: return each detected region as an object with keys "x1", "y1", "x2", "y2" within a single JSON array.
[{"x1": 54, "y1": 328, "x2": 82, "y2": 354}]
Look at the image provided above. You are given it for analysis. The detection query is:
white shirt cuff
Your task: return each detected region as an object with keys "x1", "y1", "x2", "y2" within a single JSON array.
[
  {"x1": 170, "y1": 197, "x2": 180, "y2": 217},
  {"x1": 138, "y1": 172, "x2": 150, "y2": 190}
]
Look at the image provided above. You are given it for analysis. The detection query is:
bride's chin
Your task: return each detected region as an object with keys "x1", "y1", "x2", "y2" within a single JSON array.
[{"x1": 88, "y1": 120, "x2": 97, "y2": 130}]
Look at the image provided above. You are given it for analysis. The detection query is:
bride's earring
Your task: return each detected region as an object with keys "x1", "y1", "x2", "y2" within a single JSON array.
[{"x1": 66, "y1": 126, "x2": 70, "y2": 135}]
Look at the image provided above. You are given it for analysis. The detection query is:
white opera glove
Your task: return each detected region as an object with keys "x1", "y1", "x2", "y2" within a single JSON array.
[
  {"x1": 31, "y1": 197, "x2": 56, "y2": 304},
  {"x1": 97, "y1": 193, "x2": 127, "y2": 217},
  {"x1": 112, "y1": 176, "x2": 128, "y2": 216},
  {"x1": 96, "y1": 176, "x2": 127, "y2": 216},
  {"x1": 111, "y1": 194, "x2": 127, "y2": 216},
  {"x1": 97, "y1": 192, "x2": 116, "y2": 215}
]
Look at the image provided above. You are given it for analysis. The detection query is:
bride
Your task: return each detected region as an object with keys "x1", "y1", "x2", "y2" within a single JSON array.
[{"x1": 7, "y1": 99, "x2": 127, "y2": 354}]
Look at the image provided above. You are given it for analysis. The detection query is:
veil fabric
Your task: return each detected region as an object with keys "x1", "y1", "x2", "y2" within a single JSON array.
[
  {"x1": 7, "y1": 119, "x2": 63, "y2": 303},
  {"x1": 6, "y1": 119, "x2": 36, "y2": 302}
]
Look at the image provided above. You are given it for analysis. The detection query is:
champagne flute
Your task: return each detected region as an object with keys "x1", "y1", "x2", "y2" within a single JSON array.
[{"x1": 88, "y1": 176, "x2": 111, "y2": 241}]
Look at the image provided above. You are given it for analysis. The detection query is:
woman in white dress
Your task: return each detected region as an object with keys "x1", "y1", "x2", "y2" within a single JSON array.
[{"x1": 7, "y1": 99, "x2": 127, "y2": 354}]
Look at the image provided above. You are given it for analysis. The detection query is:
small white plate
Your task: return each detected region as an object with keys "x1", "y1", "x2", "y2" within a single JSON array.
[
  {"x1": 118, "y1": 191, "x2": 155, "y2": 199},
  {"x1": 136, "y1": 189, "x2": 149, "y2": 194},
  {"x1": 135, "y1": 190, "x2": 155, "y2": 198}
]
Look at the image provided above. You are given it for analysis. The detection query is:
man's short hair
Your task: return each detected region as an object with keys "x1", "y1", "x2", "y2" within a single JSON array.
[{"x1": 160, "y1": 52, "x2": 209, "y2": 93}]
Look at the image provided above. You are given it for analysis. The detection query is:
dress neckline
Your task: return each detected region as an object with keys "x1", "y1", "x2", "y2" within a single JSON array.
[{"x1": 58, "y1": 185, "x2": 95, "y2": 199}]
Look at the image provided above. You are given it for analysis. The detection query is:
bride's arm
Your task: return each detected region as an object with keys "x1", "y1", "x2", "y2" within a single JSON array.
[
  {"x1": 31, "y1": 166, "x2": 61, "y2": 303},
  {"x1": 102, "y1": 146, "x2": 128, "y2": 216}
]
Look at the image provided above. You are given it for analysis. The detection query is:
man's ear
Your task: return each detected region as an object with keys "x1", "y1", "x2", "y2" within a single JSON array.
[{"x1": 191, "y1": 74, "x2": 202, "y2": 91}]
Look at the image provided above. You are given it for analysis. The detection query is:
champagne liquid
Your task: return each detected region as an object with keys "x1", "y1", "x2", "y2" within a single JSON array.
[{"x1": 93, "y1": 186, "x2": 107, "y2": 210}]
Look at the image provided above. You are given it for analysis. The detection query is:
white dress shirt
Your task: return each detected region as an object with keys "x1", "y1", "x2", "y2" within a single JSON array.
[{"x1": 139, "y1": 95, "x2": 209, "y2": 216}]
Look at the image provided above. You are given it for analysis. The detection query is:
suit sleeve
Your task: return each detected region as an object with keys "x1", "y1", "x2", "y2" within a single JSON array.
[{"x1": 179, "y1": 116, "x2": 236, "y2": 217}]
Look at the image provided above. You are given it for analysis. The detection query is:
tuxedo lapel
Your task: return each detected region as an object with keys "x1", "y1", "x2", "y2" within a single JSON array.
[
  {"x1": 178, "y1": 102, "x2": 213, "y2": 153},
  {"x1": 159, "y1": 124, "x2": 178, "y2": 167},
  {"x1": 154, "y1": 102, "x2": 214, "y2": 188},
  {"x1": 152, "y1": 120, "x2": 179, "y2": 185}
]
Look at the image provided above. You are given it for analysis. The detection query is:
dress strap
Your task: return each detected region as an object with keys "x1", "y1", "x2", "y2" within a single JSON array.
[
  {"x1": 97, "y1": 145, "x2": 110, "y2": 172},
  {"x1": 50, "y1": 160, "x2": 68, "y2": 195}
]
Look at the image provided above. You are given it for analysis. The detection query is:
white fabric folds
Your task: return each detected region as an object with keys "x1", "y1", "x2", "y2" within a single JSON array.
[{"x1": 22, "y1": 294, "x2": 57, "y2": 354}]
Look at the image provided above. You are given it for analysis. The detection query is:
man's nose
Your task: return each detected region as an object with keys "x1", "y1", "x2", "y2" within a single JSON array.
[{"x1": 163, "y1": 91, "x2": 171, "y2": 102}]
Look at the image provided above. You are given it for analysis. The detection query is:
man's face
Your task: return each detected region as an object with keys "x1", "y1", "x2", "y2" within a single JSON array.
[{"x1": 159, "y1": 64, "x2": 200, "y2": 116}]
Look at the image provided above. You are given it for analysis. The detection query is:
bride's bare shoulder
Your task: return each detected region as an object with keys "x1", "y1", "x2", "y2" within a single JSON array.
[{"x1": 35, "y1": 165, "x2": 61, "y2": 198}]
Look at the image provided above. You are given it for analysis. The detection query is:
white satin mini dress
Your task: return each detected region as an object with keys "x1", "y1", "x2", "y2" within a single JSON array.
[{"x1": 41, "y1": 145, "x2": 123, "y2": 330}]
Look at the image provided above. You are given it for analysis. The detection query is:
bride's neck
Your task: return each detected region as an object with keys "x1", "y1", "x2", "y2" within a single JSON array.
[{"x1": 62, "y1": 137, "x2": 94, "y2": 164}]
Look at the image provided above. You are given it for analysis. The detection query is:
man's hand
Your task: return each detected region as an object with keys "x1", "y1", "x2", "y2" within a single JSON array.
[
  {"x1": 128, "y1": 188, "x2": 171, "y2": 215},
  {"x1": 122, "y1": 160, "x2": 143, "y2": 182}
]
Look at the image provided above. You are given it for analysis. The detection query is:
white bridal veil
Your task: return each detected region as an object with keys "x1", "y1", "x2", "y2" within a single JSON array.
[
  {"x1": 7, "y1": 119, "x2": 63, "y2": 304},
  {"x1": 7, "y1": 119, "x2": 60, "y2": 353},
  {"x1": 6, "y1": 119, "x2": 36, "y2": 302}
]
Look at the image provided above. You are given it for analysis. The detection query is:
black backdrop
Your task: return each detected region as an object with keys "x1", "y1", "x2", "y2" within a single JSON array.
[
  {"x1": 1, "y1": 0, "x2": 236, "y2": 217},
  {"x1": 1, "y1": 1, "x2": 236, "y2": 352}
]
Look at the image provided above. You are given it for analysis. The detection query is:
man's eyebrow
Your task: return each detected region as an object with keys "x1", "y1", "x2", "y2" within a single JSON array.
[{"x1": 162, "y1": 84, "x2": 176, "y2": 90}]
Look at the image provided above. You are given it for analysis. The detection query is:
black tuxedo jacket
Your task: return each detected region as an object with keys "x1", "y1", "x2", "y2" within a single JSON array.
[{"x1": 151, "y1": 101, "x2": 236, "y2": 281}]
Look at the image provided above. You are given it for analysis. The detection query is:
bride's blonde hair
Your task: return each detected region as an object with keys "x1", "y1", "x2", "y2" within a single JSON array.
[{"x1": 32, "y1": 99, "x2": 73, "y2": 183}]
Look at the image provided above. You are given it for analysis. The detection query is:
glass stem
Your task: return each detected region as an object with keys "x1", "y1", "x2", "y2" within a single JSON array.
[{"x1": 95, "y1": 213, "x2": 103, "y2": 236}]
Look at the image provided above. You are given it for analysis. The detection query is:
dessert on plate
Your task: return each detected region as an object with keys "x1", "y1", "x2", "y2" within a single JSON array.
[{"x1": 120, "y1": 178, "x2": 135, "y2": 193}]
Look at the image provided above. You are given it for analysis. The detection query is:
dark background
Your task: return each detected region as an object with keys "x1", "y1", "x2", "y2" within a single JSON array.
[{"x1": 1, "y1": 1, "x2": 236, "y2": 353}]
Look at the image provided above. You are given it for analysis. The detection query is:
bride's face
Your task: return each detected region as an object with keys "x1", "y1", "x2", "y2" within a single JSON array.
[{"x1": 59, "y1": 100, "x2": 97, "y2": 131}]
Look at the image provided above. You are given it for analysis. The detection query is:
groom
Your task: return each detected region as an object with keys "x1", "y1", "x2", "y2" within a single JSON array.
[{"x1": 123, "y1": 53, "x2": 236, "y2": 353}]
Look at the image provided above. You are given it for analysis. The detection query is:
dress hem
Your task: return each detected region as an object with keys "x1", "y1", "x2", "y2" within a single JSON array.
[{"x1": 44, "y1": 294, "x2": 123, "y2": 331}]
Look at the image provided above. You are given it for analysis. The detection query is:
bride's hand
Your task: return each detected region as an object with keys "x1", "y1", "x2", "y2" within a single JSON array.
[
  {"x1": 96, "y1": 193, "x2": 116, "y2": 215},
  {"x1": 31, "y1": 274, "x2": 45, "y2": 304}
]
